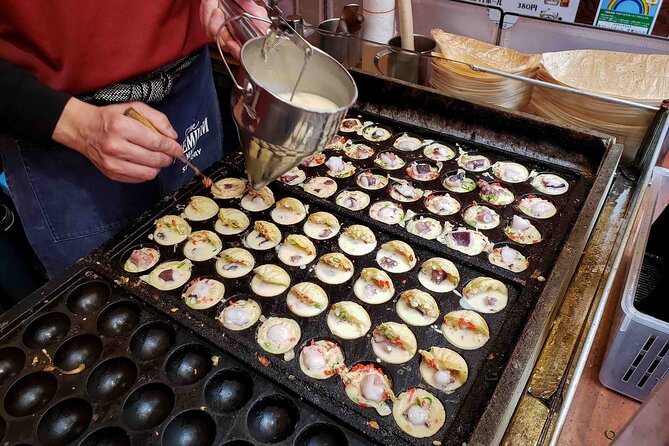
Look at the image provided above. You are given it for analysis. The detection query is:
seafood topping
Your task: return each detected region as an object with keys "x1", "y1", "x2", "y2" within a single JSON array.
[
  {"x1": 360, "y1": 174, "x2": 377, "y2": 188},
  {"x1": 396, "y1": 183, "x2": 415, "y2": 198},
  {"x1": 542, "y1": 177, "x2": 566, "y2": 189},
  {"x1": 379, "y1": 256, "x2": 398, "y2": 268},
  {"x1": 378, "y1": 206, "x2": 398, "y2": 220},
  {"x1": 129, "y1": 250, "x2": 153, "y2": 269},
  {"x1": 379, "y1": 152, "x2": 402, "y2": 168},
  {"x1": 281, "y1": 172, "x2": 298, "y2": 183},
  {"x1": 267, "y1": 324, "x2": 290, "y2": 343},
  {"x1": 158, "y1": 269, "x2": 174, "y2": 282},
  {"x1": 511, "y1": 215, "x2": 531, "y2": 231},
  {"x1": 500, "y1": 246, "x2": 520, "y2": 264},
  {"x1": 431, "y1": 269, "x2": 446, "y2": 284},
  {"x1": 476, "y1": 207, "x2": 495, "y2": 223},
  {"x1": 374, "y1": 129, "x2": 386, "y2": 139},
  {"x1": 326, "y1": 156, "x2": 345, "y2": 172},
  {"x1": 344, "y1": 196, "x2": 359, "y2": 208},
  {"x1": 431, "y1": 196, "x2": 454, "y2": 213},
  {"x1": 405, "y1": 404, "x2": 429, "y2": 426},
  {"x1": 414, "y1": 221, "x2": 432, "y2": 235},
  {"x1": 372, "y1": 331, "x2": 396, "y2": 353},
  {"x1": 465, "y1": 159, "x2": 486, "y2": 170},
  {"x1": 413, "y1": 163, "x2": 432, "y2": 175},
  {"x1": 451, "y1": 231, "x2": 471, "y2": 247},
  {"x1": 224, "y1": 306, "x2": 250, "y2": 326},
  {"x1": 434, "y1": 370, "x2": 454, "y2": 387},
  {"x1": 432, "y1": 146, "x2": 449, "y2": 158},
  {"x1": 361, "y1": 374, "x2": 386, "y2": 401},
  {"x1": 445, "y1": 171, "x2": 464, "y2": 187},
  {"x1": 302, "y1": 345, "x2": 326, "y2": 370},
  {"x1": 532, "y1": 201, "x2": 553, "y2": 217},
  {"x1": 342, "y1": 119, "x2": 358, "y2": 128},
  {"x1": 477, "y1": 180, "x2": 498, "y2": 197}
]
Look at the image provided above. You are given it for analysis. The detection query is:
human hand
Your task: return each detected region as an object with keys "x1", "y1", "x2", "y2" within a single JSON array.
[
  {"x1": 52, "y1": 98, "x2": 184, "y2": 183},
  {"x1": 200, "y1": 0, "x2": 270, "y2": 60}
]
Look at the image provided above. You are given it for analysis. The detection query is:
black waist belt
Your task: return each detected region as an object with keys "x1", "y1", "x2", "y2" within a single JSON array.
[{"x1": 77, "y1": 50, "x2": 201, "y2": 103}]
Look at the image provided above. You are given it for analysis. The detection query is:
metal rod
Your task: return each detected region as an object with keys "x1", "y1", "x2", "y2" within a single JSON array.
[
  {"x1": 633, "y1": 100, "x2": 669, "y2": 171},
  {"x1": 457, "y1": 59, "x2": 658, "y2": 112},
  {"x1": 547, "y1": 106, "x2": 669, "y2": 446}
]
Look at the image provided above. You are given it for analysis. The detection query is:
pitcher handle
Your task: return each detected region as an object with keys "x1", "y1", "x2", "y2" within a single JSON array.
[
  {"x1": 215, "y1": 12, "x2": 272, "y2": 94},
  {"x1": 373, "y1": 49, "x2": 393, "y2": 76}
]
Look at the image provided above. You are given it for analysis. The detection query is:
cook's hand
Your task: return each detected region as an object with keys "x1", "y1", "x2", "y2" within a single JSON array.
[
  {"x1": 200, "y1": 0, "x2": 269, "y2": 60},
  {"x1": 52, "y1": 98, "x2": 184, "y2": 183}
]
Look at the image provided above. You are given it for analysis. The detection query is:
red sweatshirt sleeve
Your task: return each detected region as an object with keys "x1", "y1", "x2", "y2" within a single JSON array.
[{"x1": 0, "y1": 59, "x2": 71, "y2": 143}]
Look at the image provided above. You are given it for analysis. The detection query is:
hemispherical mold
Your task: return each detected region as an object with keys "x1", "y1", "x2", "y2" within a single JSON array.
[
  {"x1": 53, "y1": 334, "x2": 102, "y2": 372},
  {"x1": 204, "y1": 368, "x2": 254, "y2": 413},
  {"x1": 162, "y1": 410, "x2": 216, "y2": 446},
  {"x1": 165, "y1": 344, "x2": 212, "y2": 386},
  {"x1": 295, "y1": 423, "x2": 348, "y2": 446},
  {"x1": 66, "y1": 281, "x2": 110, "y2": 315},
  {"x1": 97, "y1": 301, "x2": 141, "y2": 337},
  {"x1": 221, "y1": 441, "x2": 254, "y2": 446},
  {"x1": 247, "y1": 395, "x2": 299, "y2": 444},
  {"x1": 87, "y1": 357, "x2": 138, "y2": 401},
  {"x1": 0, "y1": 415, "x2": 6, "y2": 442},
  {"x1": 80, "y1": 426, "x2": 131, "y2": 446},
  {"x1": 4, "y1": 371, "x2": 58, "y2": 417},
  {"x1": 37, "y1": 398, "x2": 92, "y2": 446},
  {"x1": 22, "y1": 312, "x2": 71, "y2": 349},
  {"x1": 0, "y1": 346, "x2": 25, "y2": 385},
  {"x1": 122, "y1": 382, "x2": 175, "y2": 430},
  {"x1": 130, "y1": 322, "x2": 175, "y2": 361}
]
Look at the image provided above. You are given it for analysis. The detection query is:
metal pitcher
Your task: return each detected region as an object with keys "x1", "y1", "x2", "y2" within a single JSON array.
[{"x1": 218, "y1": 14, "x2": 358, "y2": 190}]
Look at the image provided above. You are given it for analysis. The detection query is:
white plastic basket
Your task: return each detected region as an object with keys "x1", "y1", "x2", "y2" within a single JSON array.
[{"x1": 599, "y1": 167, "x2": 669, "y2": 402}]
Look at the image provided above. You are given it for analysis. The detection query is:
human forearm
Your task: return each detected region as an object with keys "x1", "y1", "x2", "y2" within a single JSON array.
[{"x1": 0, "y1": 60, "x2": 71, "y2": 141}]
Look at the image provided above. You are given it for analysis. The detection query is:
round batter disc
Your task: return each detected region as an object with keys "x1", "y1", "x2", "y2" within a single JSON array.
[
  {"x1": 215, "y1": 248, "x2": 255, "y2": 279},
  {"x1": 214, "y1": 208, "x2": 250, "y2": 235},
  {"x1": 277, "y1": 234, "x2": 317, "y2": 267},
  {"x1": 462, "y1": 277, "x2": 509, "y2": 313},
  {"x1": 216, "y1": 298, "x2": 261, "y2": 331},
  {"x1": 419, "y1": 347, "x2": 468, "y2": 393},
  {"x1": 314, "y1": 253, "x2": 354, "y2": 284},
  {"x1": 182, "y1": 196, "x2": 219, "y2": 221},
  {"x1": 299, "y1": 339, "x2": 345, "y2": 380},
  {"x1": 153, "y1": 215, "x2": 191, "y2": 246},
  {"x1": 327, "y1": 301, "x2": 371, "y2": 340},
  {"x1": 441, "y1": 310, "x2": 490, "y2": 350},
  {"x1": 250, "y1": 264, "x2": 290, "y2": 297},
  {"x1": 256, "y1": 317, "x2": 301, "y2": 355},
  {"x1": 396, "y1": 289, "x2": 440, "y2": 327},
  {"x1": 182, "y1": 278, "x2": 225, "y2": 310},
  {"x1": 353, "y1": 268, "x2": 395, "y2": 305},
  {"x1": 286, "y1": 282, "x2": 328, "y2": 317},
  {"x1": 211, "y1": 178, "x2": 246, "y2": 199},
  {"x1": 141, "y1": 259, "x2": 193, "y2": 291},
  {"x1": 371, "y1": 322, "x2": 417, "y2": 364},
  {"x1": 392, "y1": 388, "x2": 446, "y2": 438},
  {"x1": 183, "y1": 230, "x2": 222, "y2": 262}
]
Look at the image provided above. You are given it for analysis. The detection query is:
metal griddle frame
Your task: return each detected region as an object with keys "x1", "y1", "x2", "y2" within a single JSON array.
[{"x1": 66, "y1": 71, "x2": 622, "y2": 445}]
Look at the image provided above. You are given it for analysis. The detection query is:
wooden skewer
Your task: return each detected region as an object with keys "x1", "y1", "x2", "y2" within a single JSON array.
[{"x1": 123, "y1": 107, "x2": 220, "y2": 193}]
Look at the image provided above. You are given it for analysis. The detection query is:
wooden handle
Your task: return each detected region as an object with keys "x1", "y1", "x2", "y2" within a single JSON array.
[
  {"x1": 398, "y1": 0, "x2": 415, "y2": 51},
  {"x1": 124, "y1": 107, "x2": 160, "y2": 133}
]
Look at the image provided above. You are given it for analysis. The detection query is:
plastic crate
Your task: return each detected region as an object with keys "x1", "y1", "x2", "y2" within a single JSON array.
[{"x1": 600, "y1": 167, "x2": 669, "y2": 402}]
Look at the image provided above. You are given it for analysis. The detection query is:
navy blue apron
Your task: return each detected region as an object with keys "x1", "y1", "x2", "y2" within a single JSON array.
[{"x1": 1, "y1": 46, "x2": 223, "y2": 277}]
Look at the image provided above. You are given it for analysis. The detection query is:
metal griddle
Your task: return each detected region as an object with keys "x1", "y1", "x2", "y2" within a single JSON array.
[{"x1": 2, "y1": 71, "x2": 621, "y2": 446}]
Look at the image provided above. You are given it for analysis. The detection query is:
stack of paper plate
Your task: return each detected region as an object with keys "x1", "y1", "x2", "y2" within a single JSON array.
[
  {"x1": 529, "y1": 50, "x2": 667, "y2": 153},
  {"x1": 430, "y1": 29, "x2": 539, "y2": 111}
]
